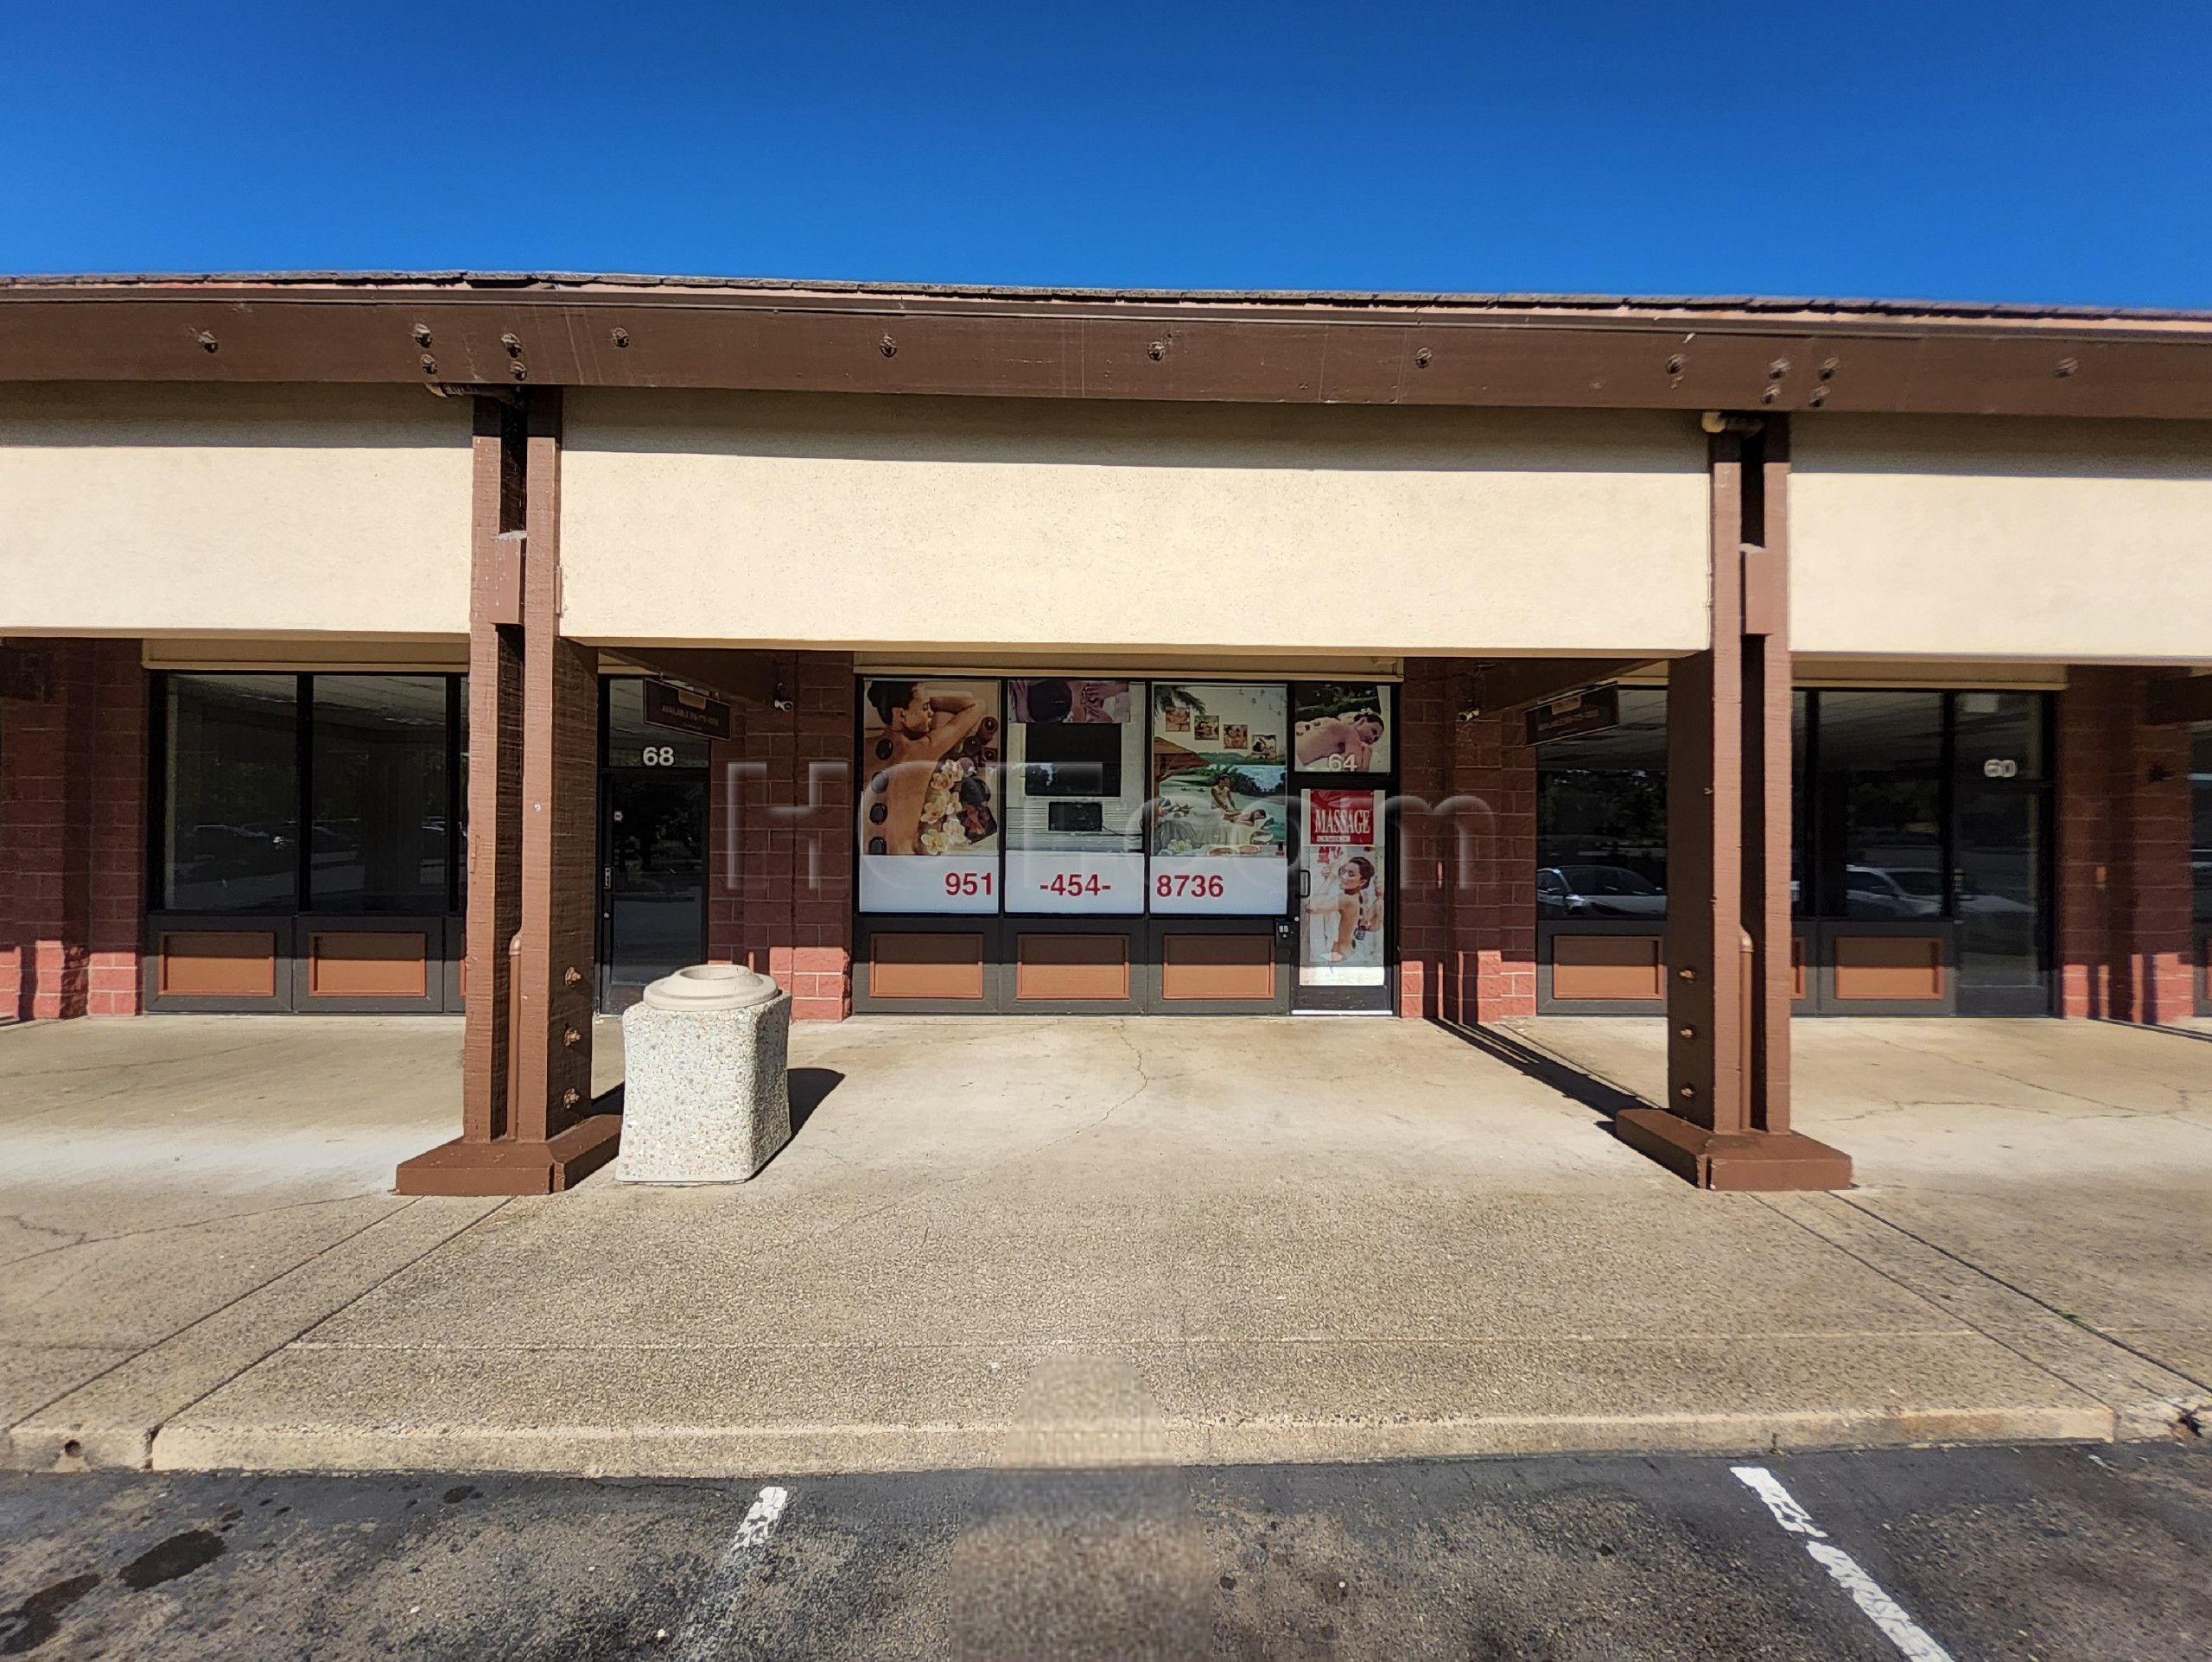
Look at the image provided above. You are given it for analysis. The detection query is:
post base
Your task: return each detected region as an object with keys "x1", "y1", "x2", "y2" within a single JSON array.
[
  {"x1": 1614, "y1": 1108, "x2": 1852, "y2": 1191},
  {"x1": 395, "y1": 1114, "x2": 623, "y2": 1196}
]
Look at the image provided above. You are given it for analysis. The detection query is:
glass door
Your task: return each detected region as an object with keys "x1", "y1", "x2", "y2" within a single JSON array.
[
  {"x1": 600, "y1": 772, "x2": 709, "y2": 1010},
  {"x1": 1950, "y1": 692, "x2": 2053, "y2": 1015},
  {"x1": 1291, "y1": 684, "x2": 1395, "y2": 1014}
]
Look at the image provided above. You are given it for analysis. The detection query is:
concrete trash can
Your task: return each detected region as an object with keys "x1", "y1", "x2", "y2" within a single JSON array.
[{"x1": 616, "y1": 964, "x2": 793, "y2": 1182}]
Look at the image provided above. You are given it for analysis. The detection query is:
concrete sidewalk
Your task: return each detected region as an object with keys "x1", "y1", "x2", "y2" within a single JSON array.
[
  {"x1": 1510, "y1": 1015, "x2": 2212, "y2": 1392},
  {"x1": 3, "y1": 1014, "x2": 2205, "y2": 1476}
]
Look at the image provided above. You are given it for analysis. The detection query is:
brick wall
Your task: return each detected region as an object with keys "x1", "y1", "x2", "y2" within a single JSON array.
[
  {"x1": 707, "y1": 651, "x2": 855, "y2": 1021},
  {"x1": 2057, "y1": 666, "x2": 2195, "y2": 1023},
  {"x1": 1394, "y1": 659, "x2": 1539, "y2": 1025},
  {"x1": 0, "y1": 640, "x2": 146, "y2": 1022},
  {"x1": 1447, "y1": 707, "x2": 1539, "y2": 1023}
]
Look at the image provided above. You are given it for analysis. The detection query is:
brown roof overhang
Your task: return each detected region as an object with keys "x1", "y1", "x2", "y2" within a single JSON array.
[{"x1": 3, "y1": 272, "x2": 2209, "y2": 417}]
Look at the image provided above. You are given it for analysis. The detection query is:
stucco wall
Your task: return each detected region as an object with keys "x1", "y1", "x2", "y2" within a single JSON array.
[
  {"x1": 1791, "y1": 417, "x2": 2212, "y2": 661},
  {"x1": 560, "y1": 392, "x2": 1712, "y2": 655},
  {"x1": 0, "y1": 384, "x2": 472, "y2": 638}
]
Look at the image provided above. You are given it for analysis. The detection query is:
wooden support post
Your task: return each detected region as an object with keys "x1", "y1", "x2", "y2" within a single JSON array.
[
  {"x1": 397, "y1": 391, "x2": 619, "y2": 1195},
  {"x1": 1663, "y1": 429, "x2": 1749, "y2": 1137},
  {"x1": 463, "y1": 398, "x2": 524, "y2": 1143},
  {"x1": 1743, "y1": 422, "x2": 1795, "y2": 1136},
  {"x1": 511, "y1": 391, "x2": 604, "y2": 1147},
  {"x1": 1616, "y1": 417, "x2": 1850, "y2": 1191}
]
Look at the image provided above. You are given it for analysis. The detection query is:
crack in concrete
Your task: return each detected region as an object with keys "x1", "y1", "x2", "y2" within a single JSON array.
[{"x1": 0, "y1": 1212, "x2": 89, "y2": 1261}]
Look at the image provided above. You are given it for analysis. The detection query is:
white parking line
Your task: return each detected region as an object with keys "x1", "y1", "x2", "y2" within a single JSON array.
[
  {"x1": 1731, "y1": 1466, "x2": 1956, "y2": 1662},
  {"x1": 671, "y1": 1485, "x2": 791, "y2": 1661}
]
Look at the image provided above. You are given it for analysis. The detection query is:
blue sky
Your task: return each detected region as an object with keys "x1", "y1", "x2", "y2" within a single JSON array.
[{"x1": 5, "y1": 4, "x2": 2208, "y2": 307}]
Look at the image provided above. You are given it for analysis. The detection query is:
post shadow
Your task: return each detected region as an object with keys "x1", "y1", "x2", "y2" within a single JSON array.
[{"x1": 1433, "y1": 1018, "x2": 1651, "y2": 1124}]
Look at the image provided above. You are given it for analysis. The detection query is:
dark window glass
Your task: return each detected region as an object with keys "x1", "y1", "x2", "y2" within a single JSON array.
[
  {"x1": 455, "y1": 675, "x2": 469, "y2": 907},
  {"x1": 1811, "y1": 691, "x2": 1944, "y2": 920},
  {"x1": 604, "y1": 774, "x2": 709, "y2": 998},
  {"x1": 1953, "y1": 689, "x2": 2047, "y2": 781},
  {"x1": 1791, "y1": 691, "x2": 1809, "y2": 915},
  {"x1": 163, "y1": 674, "x2": 300, "y2": 913},
  {"x1": 2193, "y1": 721, "x2": 2212, "y2": 924},
  {"x1": 1535, "y1": 688, "x2": 1667, "y2": 917},
  {"x1": 309, "y1": 676, "x2": 451, "y2": 913},
  {"x1": 607, "y1": 678, "x2": 710, "y2": 770}
]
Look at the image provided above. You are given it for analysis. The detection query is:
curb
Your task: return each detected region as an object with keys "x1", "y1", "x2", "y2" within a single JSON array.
[{"x1": 143, "y1": 1403, "x2": 2125, "y2": 1479}]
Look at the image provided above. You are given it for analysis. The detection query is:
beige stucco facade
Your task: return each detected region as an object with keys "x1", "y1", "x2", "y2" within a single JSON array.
[
  {"x1": 557, "y1": 392, "x2": 1713, "y2": 656},
  {"x1": 0, "y1": 383, "x2": 472, "y2": 639},
  {"x1": 1790, "y1": 416, "x2": 2212, "y2": 662},
  {"x1": 5, "y1": 379, "x2": 2209, "y2": 671}
]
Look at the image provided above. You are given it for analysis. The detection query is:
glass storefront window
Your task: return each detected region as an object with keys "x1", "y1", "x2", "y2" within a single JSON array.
[
  {"x1": 1810, "y1": 691, "x2": 1944, "y2": 920},
  {"x1": 1003, "y1": 678, "x2": 1146, "y2": 914},
  {"x1": 1534, "y1": 688, "x2": 1667, "y2": 918},
  {"x1": 163, "y1": 674, "x2": 301, "y2": 913},
  {"x1": 160, "y1": 672, "x2": 464, "y2": 918},
  {"x1": 1149, "y1": 682, "x2": 1289, "y2": 914},
  {"x1": 855, "y1": 678, "x2": 1002, "y2": 913},
  {"x1": 1791, "y1": 691, "x2": 1808, "y2": 914},
  {"x1": 2192, "y1": 721, "x2": 2212, "y2": 923},
  {"x1": 309, "y1": 676, "x2": 451, "y2": 913},
  {"x1": 1530, "y1": 683, "x2": 2053, "y2": 1009}
]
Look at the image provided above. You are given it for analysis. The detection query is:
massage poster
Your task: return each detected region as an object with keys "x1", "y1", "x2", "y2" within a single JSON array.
[
  {"x1": 1149, "y1": 682, "x2": 1289, "y2": 915},
  {"x1": 1004, "y1": 677, "x2": 1147, "y2": 914},
  {"x1": 857, "y1": 678, "x2": 1002, "y2": 913},
  {"x1": 1292, "y1": 683, "x2": 1391, "y2": 774},
  {"x1": 1300, "y1": 788, "x2": 1386, "y2": 985}
]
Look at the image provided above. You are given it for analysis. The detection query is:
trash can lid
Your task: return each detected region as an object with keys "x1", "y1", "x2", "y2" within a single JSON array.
[{"x1": 641, "y1": 963, "x2": 781, "y2": 1011}]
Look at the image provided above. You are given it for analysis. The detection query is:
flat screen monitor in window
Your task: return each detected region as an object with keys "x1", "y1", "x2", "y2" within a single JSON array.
[
  {"x1": 1020, "y1": 723, "x2": 1122, "y2": 798},
  {"x1": 1049, "y1": 801, "x2": 1104, "y2": 834}
]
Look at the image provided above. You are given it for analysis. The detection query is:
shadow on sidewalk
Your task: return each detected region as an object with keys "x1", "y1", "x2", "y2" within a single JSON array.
[{"x1": 1433, "y1": 1019, "x2": 1651, "y2": 1124}]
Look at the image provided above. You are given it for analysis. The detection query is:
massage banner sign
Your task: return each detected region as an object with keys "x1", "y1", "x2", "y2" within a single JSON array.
[{"x1": 1307, "y1": 791, "x2": 1375, "y2": 845}]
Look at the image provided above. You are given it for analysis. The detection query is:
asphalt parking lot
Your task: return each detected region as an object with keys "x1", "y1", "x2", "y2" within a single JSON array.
[{"x1": 3, "y1": 1441, "x2": 2208, "y2": 1659}]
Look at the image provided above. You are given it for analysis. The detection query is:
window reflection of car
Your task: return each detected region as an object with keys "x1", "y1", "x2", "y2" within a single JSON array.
[
  {"x1": 310, "y1": 823, "x2": 360, "y2": 866},
  {"x1": 1537, "y1": 864, "x2": 1667, "y2": 919},
  {"x1": 181, "y1": 823, "x2": 289, "y2": 880},
  {"x1": 1955, "y1": 882, "x2": 2034, "y2": 917},
  {"x1": 1844, "y1": 863, "x2": 1944, "y2": 920}
]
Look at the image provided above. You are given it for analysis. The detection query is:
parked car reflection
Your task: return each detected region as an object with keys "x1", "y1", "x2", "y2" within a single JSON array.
[
  {"x1": 1537, "y1": 864, "x2": 1668, "y2": 919},
  {"x1": 1844, "y1": 863, "x2": 1944, "y2": 920}
]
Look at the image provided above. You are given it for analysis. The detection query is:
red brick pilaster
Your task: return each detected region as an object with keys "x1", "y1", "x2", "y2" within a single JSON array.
[
  {"x1": 1449, "y1": 709, "x2": 1538, "y2": 1023},
  {"x1": 708, "y1": 650, "x2": 855, "y2": 1021},
  {"x1": 1, "y1": 640, "x2": 146, "y2": 1022},
  {"x1": 1395, "y1": 659, "x2": 1452, "y2": 1018},
  {"x1": 2058, "y1": 666, "x2": 2194, "y2": 1023},
  {"x1": 1393, "y1": 662, "x2": 1539, "y2": 1026}
]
